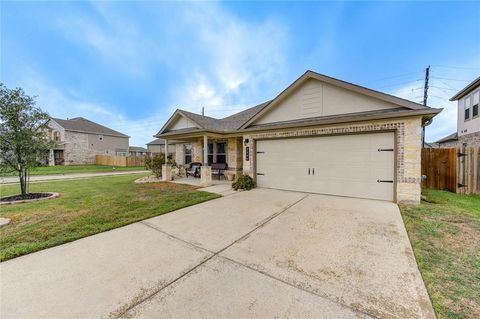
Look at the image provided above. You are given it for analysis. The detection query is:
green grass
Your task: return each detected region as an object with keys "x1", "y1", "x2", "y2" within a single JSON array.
[
  {"x1": 0, "y1": 165, "x2": 145, "y2": 176},
  {"x1": 0, "y1": 174, "x2": 220, "y2": 261},
  {"x1": 400, "y1": 189, "x2": 480, "y2": 319}
]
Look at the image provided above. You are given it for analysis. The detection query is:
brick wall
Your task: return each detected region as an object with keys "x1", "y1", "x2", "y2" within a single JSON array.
[{"x1": 242, "y1": 116, "x2": 423, "y2": 204}]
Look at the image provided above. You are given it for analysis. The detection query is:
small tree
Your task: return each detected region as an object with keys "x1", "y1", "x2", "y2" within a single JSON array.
[{"x1": 0, "y1": 84, "x2": 51, "y2": 196}]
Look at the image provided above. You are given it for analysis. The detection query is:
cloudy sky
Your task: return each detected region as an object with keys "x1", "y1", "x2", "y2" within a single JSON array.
[{"x1": 1, "y1": 1, "x2": 479, "y2": 146}]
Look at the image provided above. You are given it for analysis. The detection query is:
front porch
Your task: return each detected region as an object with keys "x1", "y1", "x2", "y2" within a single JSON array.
[{"x1": 160, "y1": 135, "x2": 244, "y2": 187}]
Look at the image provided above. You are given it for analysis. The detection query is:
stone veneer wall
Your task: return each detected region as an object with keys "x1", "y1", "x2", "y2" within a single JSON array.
[
  {"x1": 460, "y1": 131, "x2": 480, "y2": 146},
  {"x1": 242, "y1": 116, "x2": 423, "y2": 204},
  {"x1": 227, "y1": 137, "x2": 243, "y2": 175},
  {"x1": 175, "y1": 144, "x2": 184, "y2": 165},
  {"x1": 438, "y1": 131, "x2": 480, "y2": 148},
  {"x1": 193, "y1": 138, "x2": 203, "y2": 163},
  {"x1": 63, "y1": 131, "x2": 92, "y2": 165}
]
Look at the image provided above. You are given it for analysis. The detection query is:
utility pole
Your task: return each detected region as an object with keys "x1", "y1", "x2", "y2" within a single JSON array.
[
  {"x1": 202, "y1": 107, "x2": 204, "y2": 116},
  {"x1": 422, "y1": 65, "x2": 430, "y2": 147},
  {"x1": 423, "y1": 65, "x2": 430, "y2": 106}
]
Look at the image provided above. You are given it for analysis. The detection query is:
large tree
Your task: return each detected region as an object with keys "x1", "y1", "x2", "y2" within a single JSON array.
[{"x1": 0, "y1": 84, "x2": 51, "y2": 196}]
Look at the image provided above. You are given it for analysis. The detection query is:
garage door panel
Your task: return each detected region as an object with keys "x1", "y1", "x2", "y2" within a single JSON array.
[{"x1": 256, "y1": 132, "x2": 395, "y2": 201}]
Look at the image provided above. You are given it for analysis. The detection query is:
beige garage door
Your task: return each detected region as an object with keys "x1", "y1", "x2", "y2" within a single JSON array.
[{"x1": 256, "y1": 132, "x2": 395, "y2": 201}]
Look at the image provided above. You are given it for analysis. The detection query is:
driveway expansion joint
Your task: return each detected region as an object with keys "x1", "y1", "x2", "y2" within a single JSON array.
[
  {"x1": 218, "y1": 255, "x2": 378, "y2": 319},
  {"x1": 114, "y1": 194, "x2": 309, "y2": 318}
]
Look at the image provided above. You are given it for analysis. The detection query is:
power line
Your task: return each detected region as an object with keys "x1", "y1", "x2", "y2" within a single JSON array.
[
  {"x1": 377, "y1": 78, "x2": 423, "y2": 89},
  {"x1": 434, "y1": 78, "x2": 459, "y2": 91},
  {"x1": 431, "y1": 64, "x2": 480, "y2": 70},
  {"x1": 431, "y1": 76, "x2": 471, "y2": 82},
  {"x1": 368, "y1": 71, "x2": 424, "y2": 84},
  {"x1": 429, "y1": 86, "x2": 457, "y2": 91}
]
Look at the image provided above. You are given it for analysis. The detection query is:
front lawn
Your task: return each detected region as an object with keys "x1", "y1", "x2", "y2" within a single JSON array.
[
  {"x1": 0, "y1": 174, "x2": 220, "y2": 261},
  {"x1": 0, "y1": 164, "x2": 145, "y2": 176},
  {"x1": 401, "y1": 189, "x2": 480, "y2": 319}
]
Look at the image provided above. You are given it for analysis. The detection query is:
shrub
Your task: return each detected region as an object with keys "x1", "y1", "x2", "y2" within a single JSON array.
[
  {"x1": 145, "y1": 154, "x2": 175, "y2": 177},
  {"x1": 232, "y1": 174, "x2": 256, "y2": 191}
]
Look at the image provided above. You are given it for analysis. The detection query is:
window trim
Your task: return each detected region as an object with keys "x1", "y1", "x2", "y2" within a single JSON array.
[
  {"x1": 464, "y1": 95, "x2": 471, "y2": 122},
  {"x1": 216, "y1": 142, "x2": 227, "y2": 164},
  {"x1": 184, "y1": 144, "x2": 193, "y2": 164},
  {"x1": 472, "y1": 90, "x2": 479, "y2": 119}
]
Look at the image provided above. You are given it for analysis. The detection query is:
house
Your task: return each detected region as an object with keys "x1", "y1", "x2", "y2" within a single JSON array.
[
  {"x1": 128, "y1": 146, "x2": 151, "y2": 157},
  {"x1": 155, "y1": 70, "x2": 442, "y2": 204},
  {"x1": 436, "y1": 76, "x2": 480, "y2": 147},
  {"x1": 47, "y1": 117, "x2": 129, "y2": 165},
  {"x1": 146, "y1": 138, "x2": 179, "y2": 156}
]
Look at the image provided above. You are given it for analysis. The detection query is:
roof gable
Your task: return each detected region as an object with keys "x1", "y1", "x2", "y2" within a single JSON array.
[
  {"x1": 241, "y1": 70, "x2": 430, "y2": 129},
  {"x1": 157, "y1": 110, "x2": 203, "y2": 135},
  {"x1": 450, "y1": 76, "x2": 480, "y2": 101}
]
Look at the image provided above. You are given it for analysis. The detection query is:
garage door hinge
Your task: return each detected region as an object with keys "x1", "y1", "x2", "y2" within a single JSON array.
[
  {"x1": 256, "y1": 173, "x2": 265, "y2": 176},
  {"x1": 377, "y1": 180, "x2": 394, "y2": 183},
  {"x1": 378, "y1": 148, "x2": 394, "y2": 152},
  {"x1": 256, "y1": 151, "x2": 265, "y2": 154}
]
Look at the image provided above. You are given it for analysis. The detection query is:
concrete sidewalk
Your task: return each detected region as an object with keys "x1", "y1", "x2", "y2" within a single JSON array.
[{"x1": 0, "y1": 170, "x2": 147, "y2": 184}]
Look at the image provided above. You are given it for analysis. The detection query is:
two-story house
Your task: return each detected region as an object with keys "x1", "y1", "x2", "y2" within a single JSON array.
[
  {"x1": 47, "y1": 117, "x2": 129, "y2": 165},
  {"x1": 436, "y1": 76, "x2": 480, "y2": 147}
]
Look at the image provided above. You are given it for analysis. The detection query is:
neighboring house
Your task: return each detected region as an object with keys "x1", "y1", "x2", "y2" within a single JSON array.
[
  {"x1": 146, "y1": 138, "x2": 179, "y2": 156},
  {"x1": 436, "y1": 76, "x2": 480, "y2": 147},
  {"x1": 424, "y1": 142, "x2": 440, "y2": 148},
  {"x1": 155, "y1": 70, "x2": 441, "y2": 204},
  {"x1": 128, "y1": 146, "x2": 151, "y2": 157},
  {"x1": 47, "y1": 117, "x2": 129, "y2": 165}
]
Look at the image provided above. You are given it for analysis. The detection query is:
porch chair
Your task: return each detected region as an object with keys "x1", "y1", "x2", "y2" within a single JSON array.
[
  {"x1": 186, "y1": 162, "x2": 202, "y2": 178},
  {"x1": 211, "y1": 163, "x2": 228, "y2": 180}
]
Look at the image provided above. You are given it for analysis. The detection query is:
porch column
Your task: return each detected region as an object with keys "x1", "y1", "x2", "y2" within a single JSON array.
[
  {"x1": 203, "y1": 135, "x2": 208, "y2": 165},
  {"x1": 162, "y1": 139, "x2": 171, "y2": 181},
  {"x1": 201, "y1": 135, "x2": 212, "y2": 186}
]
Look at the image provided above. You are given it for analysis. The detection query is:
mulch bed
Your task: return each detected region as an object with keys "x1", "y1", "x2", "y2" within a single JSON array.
[{"x1": 1, "y1": 193, "x2": 55, "y2": 203}]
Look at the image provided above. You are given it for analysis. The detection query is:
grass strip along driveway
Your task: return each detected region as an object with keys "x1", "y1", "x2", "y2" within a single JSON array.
[
  {"x1": 401, "y1": 189, "x2": 480, "y2": 319},
  {"x1": 0, "y1": 174, "x2": 219, "y2": 262},
  {"x1": 0, "y1": 164, "x2": 145, "y2": 176}
]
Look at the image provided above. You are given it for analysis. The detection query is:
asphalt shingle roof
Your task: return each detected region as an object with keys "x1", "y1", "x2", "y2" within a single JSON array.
[
  {"x1": 177, "y1": 100, "x2": 270, "y2": 132},
  {"x1": 147, "y1": 138, "x2": 183, "y2": 145},
  {"x1": 51, "y1": 117, "x2": 128, "y2": 138},
  {"x1": 436, "y1": 132, "x2": 458, "y2": 143}
]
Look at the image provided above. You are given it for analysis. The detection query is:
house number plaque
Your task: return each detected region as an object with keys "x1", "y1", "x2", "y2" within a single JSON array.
[{"x1": 246, "y1": 147, "x2": 250, "y2": 161}]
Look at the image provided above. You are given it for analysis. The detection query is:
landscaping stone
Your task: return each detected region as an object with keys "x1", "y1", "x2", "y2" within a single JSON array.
[
  {"x1": 0, "y1": 217, "x2": 11, "y2": 227},
  {"x1": 0, "y1": 192, "x2": 59, "y2": 205},
  {"x1": 134, "y1": 175, "x2": 163, "y2": 184}
]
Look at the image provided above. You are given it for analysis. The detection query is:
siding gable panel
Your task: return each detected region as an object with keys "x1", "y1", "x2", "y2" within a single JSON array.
[{"x1": 255, "y1": 78, "x2": 401, "y2": 125}]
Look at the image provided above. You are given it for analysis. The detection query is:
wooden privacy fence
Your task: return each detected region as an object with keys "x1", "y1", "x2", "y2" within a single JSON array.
[
  {"x1": 457, "y1": 146, "x2": 480, "y2": 195},
  {"x1": 95, "y1": 155, "x2": 146, "y2": 167},
  {"x1": 421, "y1": 146, "x2": 480, "y2": 194}
]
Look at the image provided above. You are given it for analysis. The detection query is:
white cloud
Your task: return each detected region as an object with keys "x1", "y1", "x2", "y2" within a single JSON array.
[
  {"x1": 55, "y1": 3, "x2": 158, "y2": 76},
  {"x1": 170, "y1": 3, "x2": 289, "y2": 117}
]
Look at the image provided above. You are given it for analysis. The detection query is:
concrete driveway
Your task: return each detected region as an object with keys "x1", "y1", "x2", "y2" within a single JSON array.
[{"x1": 0, "y1": 189, "x2": 435, "y2": 319}]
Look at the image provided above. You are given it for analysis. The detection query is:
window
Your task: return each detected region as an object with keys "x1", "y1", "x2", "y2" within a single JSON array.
[
  {"x1": 216, "y1": 142, "x2": 227, "y2": 164},
  {"x1": 53, "y1": 131, "x2": 60, "y2": 142},
  {"x1": 184, "y1": 144, "x2": 193, "y2": 164},
  {"x1": 464, "y1": 96, "x2": 471, "y2": 121},
  {"x1": 473, "y1": 91, "x2": 479, "y2": 118},
  {"x1": 98, "y1": 134, "x2": 104, "y2": 141},
  {"x1": 208, "y1": 143, "x2": 214, "y2": 165}
]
